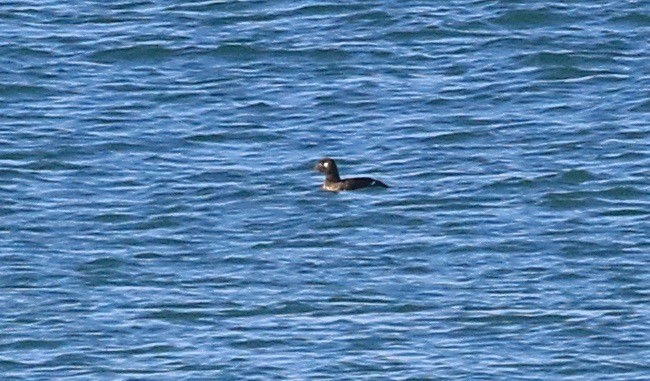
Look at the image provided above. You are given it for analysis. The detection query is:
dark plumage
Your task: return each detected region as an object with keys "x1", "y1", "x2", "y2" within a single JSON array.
[{"x1": 314, "y1": 158, "x2": 389, "y2": 191}]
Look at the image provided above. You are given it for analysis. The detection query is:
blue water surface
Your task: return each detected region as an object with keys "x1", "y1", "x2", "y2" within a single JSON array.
[{"x1": 1, "y1": 1, "x2": 648, "y2": 380}]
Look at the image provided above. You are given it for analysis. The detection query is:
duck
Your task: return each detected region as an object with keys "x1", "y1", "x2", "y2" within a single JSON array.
[{"x1": 314, "y1": 157, "x2": 389, "y2": 191}]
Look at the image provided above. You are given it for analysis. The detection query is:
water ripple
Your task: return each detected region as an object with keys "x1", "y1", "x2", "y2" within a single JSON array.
[{"x1": 1, "y1": 0, "x2": 648, "y2": 380}]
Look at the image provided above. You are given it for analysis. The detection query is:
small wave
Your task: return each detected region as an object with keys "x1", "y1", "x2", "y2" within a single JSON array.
[
  {"x1": 184, "y1": 133, "x2": 226, "y2": 144},
  {"x1": 523, "y1": 51, "x2": 574, "y2": 67},
  {"x1": 141, "y1": 309, "x2": 212, "y2": 322},
  {"x1": 557, "y1": 169, "x2": 595, "y2": 184},
  {"x1": 541, "y1": 185, "x2": 646, "y2": 210},
  {"x1": 80, "y1": 257, "x2": 125, "y2": 270},
  {"x1": 88, "y1": 44, "x2": 178, "y2": 63},
  {"x1": 540, "y1": 67, "x2": 607, "y2": 82},
  {"x1": 208, "y1": 43, "x2": 263, "y2": 59},
  {"x1": 0, "y1": 83, "x2": 53, "y2": 98},
  {"x1": 483, "y1": 176, "x2": 538, "y2": 191},
  {"x1": 284, "y1": 3, "x2": 365, "y2": 17},
  {"x1": 424, "y1": 130, "x2": 489, "y2": 144},
  {"x1": 185, "y1": 130, "x2": 282, "y2": 145},
  {"x1": 491, "y1": 8, "x2": 567, "y2": 28},
  {"x1": 92, "y1": 141, "x2": 148, "y2": 153},
  {"x1": 630, "y1": 98, "x2": 650, "y2": 112},
  {"x1": 542, "y1": 191, "x2": 596, "y2": 210},
  {"x1": 599, "y1": 208, "x2": 648, "y2": 217},
  {"x1": 599, "y1": 185, "x2": 646, "y2": 200},
  {"x1": 201, "y1": 43, "x2": 351, "y2": 62},
  {"x1": 384, "y1": 26, "x2": 465, "y2": 42},
  {"x1": 8, "y1": 339, "x2": 62, "y2": 350},
  {"x1": 609, "y1": 11, "x2": 650, "y2": 26},
  {"x1": 92, "y1": 212, "x2": 136, "y2": 223}
]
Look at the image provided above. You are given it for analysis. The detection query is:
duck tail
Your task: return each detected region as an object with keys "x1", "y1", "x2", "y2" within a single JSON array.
[{"x1": 373, "y1": 180, "x2": 389, "y2": 188}]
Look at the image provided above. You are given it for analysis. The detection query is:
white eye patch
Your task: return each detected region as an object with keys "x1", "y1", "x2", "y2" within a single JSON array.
[{"x1": 322, "y1": 162, "x2": 329, "y2": 168}]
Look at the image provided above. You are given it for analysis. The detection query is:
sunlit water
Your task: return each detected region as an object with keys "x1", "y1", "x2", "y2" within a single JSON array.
[{"x1": 1, "y1": 1, "x2": 648, "y2": 380}]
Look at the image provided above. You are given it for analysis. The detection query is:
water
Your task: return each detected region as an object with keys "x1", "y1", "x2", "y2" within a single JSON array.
[{"x1": 1, "y1": 1, "x2": 648, "y2": 379}]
